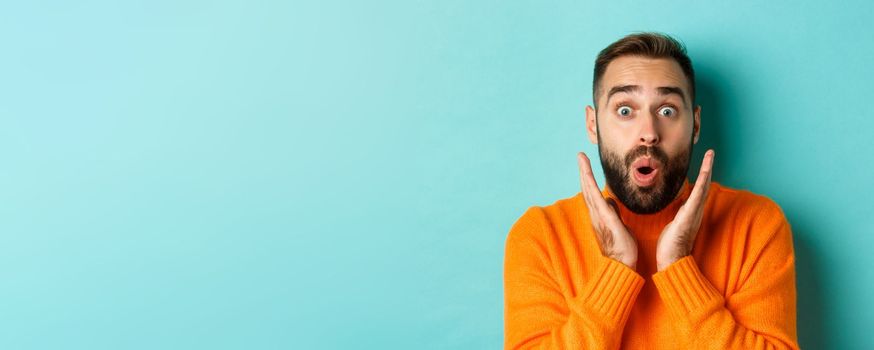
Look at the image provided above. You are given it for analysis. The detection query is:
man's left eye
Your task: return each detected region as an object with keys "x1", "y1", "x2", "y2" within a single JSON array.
[{"x1": 658, "y1": 106, "x2": 677, "y2": 117}]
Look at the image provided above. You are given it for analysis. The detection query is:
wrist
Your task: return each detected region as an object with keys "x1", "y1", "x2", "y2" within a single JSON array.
[
  {"x1": 656, "y1": 254, "x2": 686, "y2": 271},
  {"x1": 608, "y1": 253, "x2": 637, "y2": 271}
]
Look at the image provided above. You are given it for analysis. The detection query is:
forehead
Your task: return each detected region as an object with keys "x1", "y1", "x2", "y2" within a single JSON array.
[{"x1": 601, "y1": 56, "x2": 689, "y2": 96}]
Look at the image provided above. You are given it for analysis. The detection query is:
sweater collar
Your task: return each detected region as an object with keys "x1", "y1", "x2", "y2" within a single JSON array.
[{"x1": 600, "y1": 179, "x2": 693, "y2": 240}]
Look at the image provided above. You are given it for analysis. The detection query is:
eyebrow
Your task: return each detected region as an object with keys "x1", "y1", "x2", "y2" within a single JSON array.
[
  {"x1": 606, "y1": 85, "x2": 640, "y2": 103},
  {"x1": 605, "y1": 85, "x2": 688, "y2": 106},
  {"x1": 657, "y1": 86, "x2": 687, "y2": 105}
]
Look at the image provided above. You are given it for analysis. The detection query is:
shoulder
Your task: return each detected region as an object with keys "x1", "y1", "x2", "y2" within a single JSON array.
[
  {"x1": 707, "y1": 182, "x2": 792, "y2": 248},
  {"x1": 706, "y1": 184, "x2": 795, "y2": 288},
  {"x1": 506, "y1": 193, "x2": 582, "y2": 244},
  {"x1": 709, "y1": 182, "x2": 786, "y2": 220}
]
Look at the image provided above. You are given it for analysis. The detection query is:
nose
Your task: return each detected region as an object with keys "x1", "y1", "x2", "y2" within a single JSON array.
[{"x1": 638, "y1": 113, "x2": 660, "y2": 146}]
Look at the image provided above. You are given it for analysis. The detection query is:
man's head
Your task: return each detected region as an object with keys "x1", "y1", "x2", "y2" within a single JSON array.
[{"x1": 585, "y1": 32, "x2": 701, "y2": 214}]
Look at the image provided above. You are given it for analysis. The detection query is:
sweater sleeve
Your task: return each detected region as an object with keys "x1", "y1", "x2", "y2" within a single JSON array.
[
  {"x1": 651, "y1": 203, "x2": 799, "y2": 350},
  {"x1": 504, "y1": 207, "x2": 645, "y2": 350}
]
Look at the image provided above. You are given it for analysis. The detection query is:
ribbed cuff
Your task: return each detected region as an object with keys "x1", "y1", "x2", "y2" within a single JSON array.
[
  {"x1": 570, "y1": 258, "x2": 645, "y2": 327},
  {"x1": 652, "y1": 256, "x2": 724, "y2": 321}
]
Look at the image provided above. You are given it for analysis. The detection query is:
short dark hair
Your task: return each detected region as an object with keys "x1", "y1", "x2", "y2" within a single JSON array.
[{"x1": 592, "y1": 32, "x2": 696, "y2": 108}]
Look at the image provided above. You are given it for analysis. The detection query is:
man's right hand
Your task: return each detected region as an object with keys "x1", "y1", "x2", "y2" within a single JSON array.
[{"x1": 577, "y1": 152, "x2": 638, "y2": 270}]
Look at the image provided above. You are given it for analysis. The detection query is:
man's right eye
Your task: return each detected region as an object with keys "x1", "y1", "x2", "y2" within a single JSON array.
[{"x1": 617, "y1": 106, "x2": 633, "y2": 117}]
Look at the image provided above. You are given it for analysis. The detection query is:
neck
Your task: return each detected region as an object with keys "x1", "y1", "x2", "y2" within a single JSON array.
[{"x1": 602, "y1": 179, "x2": 692, "y2": 240}]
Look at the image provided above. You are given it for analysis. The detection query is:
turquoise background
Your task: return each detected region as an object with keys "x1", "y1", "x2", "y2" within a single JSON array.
[{"x1": 1, "y1": 1, "x2": 871, "y2": 349}]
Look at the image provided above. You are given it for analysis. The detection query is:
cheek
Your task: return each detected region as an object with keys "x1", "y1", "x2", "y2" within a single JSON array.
[
  {"x1": 663, "y1": 137, "x2": 694, "y2": 160},
  {"x1": 598, "y1": 137, "x2": 632, "y2": 159},
  {"x1": 598, "y1": 128, "x2": 636, "y2": 150},
  {"x1": 663, "y1": 122, "x2": 694, "y2": 143},
  {"x1": 652, "y1": 124, "x2": 692, "y2": 156}
]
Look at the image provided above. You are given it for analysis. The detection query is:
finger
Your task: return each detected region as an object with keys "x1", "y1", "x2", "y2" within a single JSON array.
[
  {"x1": 577, "y1": 152, "x2": 604, "y2": 200},
  {"x1": 687, "y1": 149, "x2": 715, "y2": 211},
  {"x1": 577, "y1": 152, "x2": 597, "y2": 216},
  {"x1": 578, "y1": 152, "x2": 622, "y2": 222},
  {"x1": 577, "y1": 153, "x2": 592, "y2": 201},
  {"x1": 578, "y1": 152, "x2": 604, "y2": 204},
  {"x1": 579, "y1": 152, "x2": 623, "y2": 231}
]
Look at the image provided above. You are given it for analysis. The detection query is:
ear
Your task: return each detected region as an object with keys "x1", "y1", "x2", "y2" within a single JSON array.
[
  {"x1": 692, "y1": 105, "x2": 702, "y2": 144},
  {"x1": 585, "y1": 105, "x2": 598, "y2": 144}
]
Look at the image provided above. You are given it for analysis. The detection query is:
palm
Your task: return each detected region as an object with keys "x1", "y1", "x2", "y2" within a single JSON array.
[
  {"x1": 656, "y1": 150, "x2": 715, "y2": 271},
  {"x1": 578, "y1": 152, "x2": 638, "y2": 269}
]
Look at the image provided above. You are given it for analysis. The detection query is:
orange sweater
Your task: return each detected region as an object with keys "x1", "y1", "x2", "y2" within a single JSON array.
[{"x1": 504, "y1": 180, "x2": 798, "y2": 349}]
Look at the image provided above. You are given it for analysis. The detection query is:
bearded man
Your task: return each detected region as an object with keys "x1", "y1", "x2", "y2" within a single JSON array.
[{"x1": 503, "y1": 33, "x2": 798, "y2": 349}]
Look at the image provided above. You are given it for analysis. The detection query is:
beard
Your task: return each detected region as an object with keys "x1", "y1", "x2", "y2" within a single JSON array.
[{"x1": 597, "y1": 136, "x2": 693, "y2": 214}]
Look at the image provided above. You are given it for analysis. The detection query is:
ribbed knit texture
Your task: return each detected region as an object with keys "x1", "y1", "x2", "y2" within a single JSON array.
[{"x1": 504, "y1": 181, "x2": 798, "y2": 349}]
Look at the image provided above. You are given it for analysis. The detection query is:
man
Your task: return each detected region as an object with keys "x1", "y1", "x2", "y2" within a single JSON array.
[{"x1": 503, "y1": 33, "x2": 798, "y2": 349}]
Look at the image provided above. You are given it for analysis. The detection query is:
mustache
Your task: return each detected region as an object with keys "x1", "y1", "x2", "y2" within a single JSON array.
[{"x1": 624, "y1": 146, "x2": 669, "y2": 168}]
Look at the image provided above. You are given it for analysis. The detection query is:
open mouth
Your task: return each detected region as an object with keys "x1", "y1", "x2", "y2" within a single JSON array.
[{"x1": 631, "y1": 158, "x2": 661, "y2": 187}]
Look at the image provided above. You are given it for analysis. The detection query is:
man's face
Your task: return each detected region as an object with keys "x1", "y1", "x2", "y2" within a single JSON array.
[{"x1": 585, "y1": 56, "x2": 701, "y2": 214}]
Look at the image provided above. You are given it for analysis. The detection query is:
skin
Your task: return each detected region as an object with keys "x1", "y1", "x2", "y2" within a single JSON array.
[{"x1": 576, "y1": 55, "x2": 714, "y2": 271}]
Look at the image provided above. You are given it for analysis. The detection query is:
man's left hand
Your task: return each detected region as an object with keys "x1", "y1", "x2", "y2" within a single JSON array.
[{"x1": 656, "y1": 150, "x2": 715, "y2": 271}]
